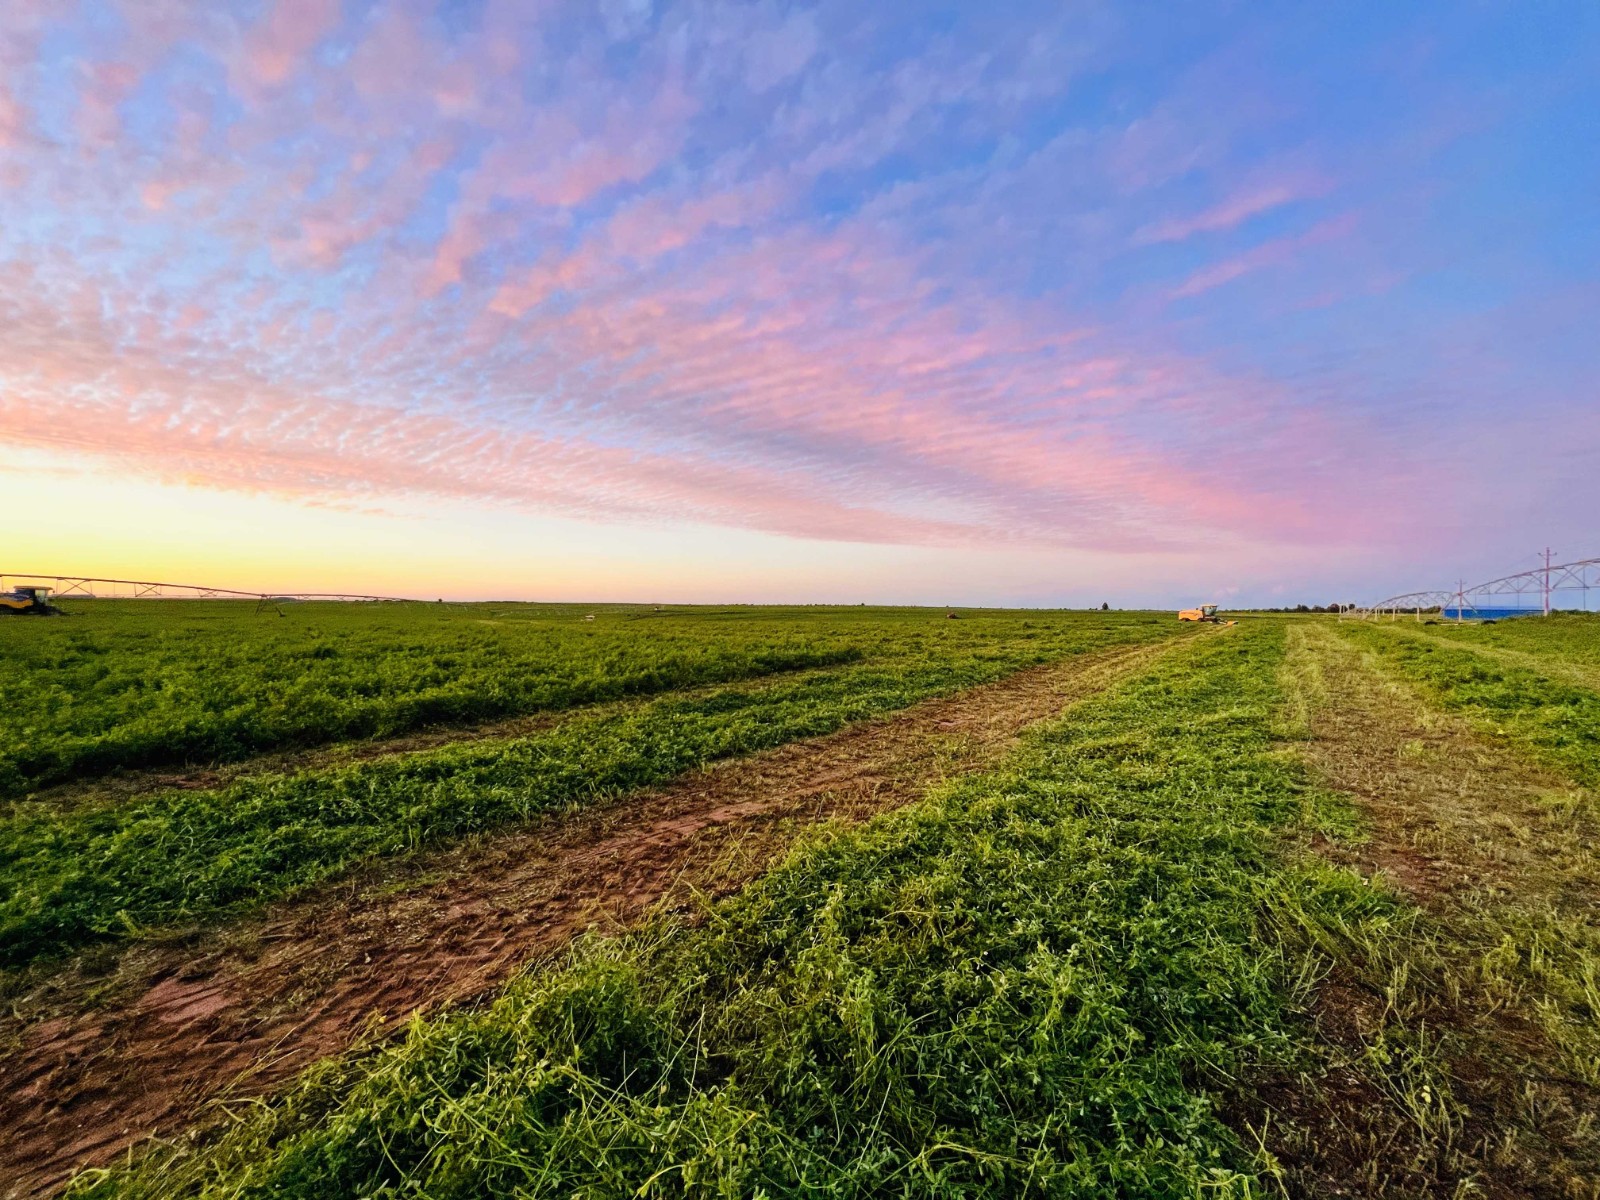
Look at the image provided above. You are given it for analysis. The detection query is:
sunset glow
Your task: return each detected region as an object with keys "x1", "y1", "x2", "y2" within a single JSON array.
[{"x1": 3, "y1": 3, "x2": 1595, "y2": 603}]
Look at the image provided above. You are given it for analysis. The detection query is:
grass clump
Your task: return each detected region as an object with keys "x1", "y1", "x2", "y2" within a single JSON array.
[{"x1": 71, "y1": 624, "x2": 1394, "y2": 1199}]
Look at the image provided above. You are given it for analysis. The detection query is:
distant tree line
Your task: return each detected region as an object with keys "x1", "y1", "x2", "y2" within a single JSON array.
[{"x1": 1243, "y1": 603, "x2": 1358, "y2": 613}]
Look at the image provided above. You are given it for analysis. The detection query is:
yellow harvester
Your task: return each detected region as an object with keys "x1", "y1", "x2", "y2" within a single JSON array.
[
  {"x1": 1178, "y1": 604, "x2": 1234, "y2": 625},
  {"x1": 0, "y1": 585, "x2": 60, "y2": 616}
]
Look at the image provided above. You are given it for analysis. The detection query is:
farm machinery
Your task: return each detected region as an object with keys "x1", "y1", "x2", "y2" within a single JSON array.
[
  {"x1": 1178, "y1": 604, "x2": 1235, "y2": 625},
  {"x1": 0, "y1": 584, "x2": 61, "y2": 615}
]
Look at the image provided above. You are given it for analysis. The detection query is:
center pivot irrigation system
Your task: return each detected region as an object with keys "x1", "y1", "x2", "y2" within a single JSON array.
[
  {"x1": 1, "y1": 572, "x2": 422, "y2": 613},
  {"x1": 1350, "y1": 551, "x2": 1600, "y2": 621}
]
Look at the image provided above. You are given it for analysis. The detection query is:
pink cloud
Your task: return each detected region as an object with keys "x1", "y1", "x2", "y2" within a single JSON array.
[
  {"x1": 423, "y1": 68, "x2": 702, "y2": 294},
  {"x1": 0, "y1": 86, "x2": 23, "y2": 147},
  {"x1": 345, "y1": 5, "x2": 433, "y2": 100},
  {"x1": 0, "y1": 273, "x2": 991, "y2": 549},
  {"x1": 1135, "y1": 175, "x2": 1329, "y2": 244},
  {"x1": 459, "y1": 212, "x2": 1403, "y2": 551},
  {"x1": 74, "y1": 60, "x2": 141, "y2": 148},
  {"x1": 425, "y1": 214, "x2": 492, "y2": 294},
  {"x1": 604, "y1": 180, "x2": 781, "y2": 260},
  {"x1": 0, "y1": 371, "x2": 984, "y2": 551},
  {"x1": 234, "y1": 0, "x2": 342, "y2": 91},
  {"x1": 520, "y1": 82, "x2": 697, "y2": 208},
  {"x1": 1169, "y1": 212, "x2": 1358, "y2": 298},
  {"x1": 484, "y1": 179, "x2": 783, "y2": 312},
  {"x1": 2, "y1": 190, "x2": 1376, "y2": 558},
  {"x1": 487, "y1": 242, "x2": 614, "y2": 317}
]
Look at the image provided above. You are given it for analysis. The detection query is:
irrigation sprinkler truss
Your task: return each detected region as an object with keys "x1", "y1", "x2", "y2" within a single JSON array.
[
  {"x1": 1, "y1": 572, "x2": 423, "y2": 614},
  {"x1": 1349, "y1": 553, "x2": 1600, "y2": 621}
]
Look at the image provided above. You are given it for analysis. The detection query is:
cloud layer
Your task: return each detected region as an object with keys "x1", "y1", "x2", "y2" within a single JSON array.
[{"x1": 1, "y1": 1, "x2": 1596, "y2": 587}]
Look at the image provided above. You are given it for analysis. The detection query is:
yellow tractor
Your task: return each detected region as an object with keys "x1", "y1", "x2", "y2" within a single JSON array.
[
  {"x1": 0, "y1": 585, "x2": 60, "y2": 616},
  {"x1": 1178, "y1": 604, "x2": 1235, "y2": 625}
]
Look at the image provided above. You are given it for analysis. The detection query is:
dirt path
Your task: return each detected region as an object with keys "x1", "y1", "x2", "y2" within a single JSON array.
[
  {"x1": 1296, "y1": 623, "x2": 1599, "y2": 907},
  {"x1": 1262, "y1": 623, "x2": 1600, "y2": 1198},
  {"x1": 0, "y1": 637, "x2": 1177, "y2": 1199}
]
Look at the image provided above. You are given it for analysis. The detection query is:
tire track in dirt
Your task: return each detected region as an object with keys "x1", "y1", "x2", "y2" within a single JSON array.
[
  {"x1": 1256, "y1": 623, "x2": 1600, "y2": 1198},
  {"x1": 0, "y1": 635, "x2": 1183, "y2": 1199},
  {"x1": 1297, "y1": 623, "x2": 1597, "y2": 904}
]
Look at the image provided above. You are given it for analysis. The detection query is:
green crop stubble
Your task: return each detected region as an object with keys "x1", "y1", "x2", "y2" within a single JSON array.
[
  {"x1": 1419, "y1": 611, "x2": 1600, "y2": 673},
  {"x1": 71, "y1": 623, "x2": 1401, "y2": 1199},
  {"x1": 0, "y1": 616, "x2": 1174, "y2": 969},
  {"x1": 0, "y1": 602, "x2": 884, "y2": 797},
  {"x1": 1269, "y1": 621, "x2": 1600, "y2": 1192},
  {"x1": 1336, "y1": 620, "x2": 1600, "y2": 789}
]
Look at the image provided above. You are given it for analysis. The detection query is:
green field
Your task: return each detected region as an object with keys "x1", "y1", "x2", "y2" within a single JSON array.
[
  {"x1": 0, "y1": 601, "x2": 881, "y2": 797},
  {"x1": 0, "y1": 603, "x2": 1174, "y2": 968},
  {"x1": 1338, "y1": 616, "x2": 1600, "y2": 788},
  {"x1": 1420, "y1": 610, "x2": 1600, "y2": 671},
  {"x1": 2, "y1": 606, "x2": 1597, "y2": 1197}
]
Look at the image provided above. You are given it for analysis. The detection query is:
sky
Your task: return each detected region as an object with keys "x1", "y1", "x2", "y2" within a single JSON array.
[{"x1": 1, "y1": 1, "x2": 1596, "y2": 606}]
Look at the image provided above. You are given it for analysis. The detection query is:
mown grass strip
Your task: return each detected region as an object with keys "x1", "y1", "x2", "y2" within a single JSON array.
[
  {"x1": 1416, "y1": 612, "x2": 1600, "y2": 675},
  {"x1": 0, "y1": 627, "x2": 1173, "y2": 970},
  {"x1": 1270, "y1": 622, "x2": 1600, "y2": 1195},
  {"x1": 1336, "y1": 621, "x2": 1600, "y2": 788},
  {"x1": 2, "y1": 605, "x2": 1169, "y2": 798},
  {"x1": 71, "y1": 624, "x2": 1395, "y2": 1199},
  {"x1": 0, "y1": 622, "x2": 861, "y2": 798}
]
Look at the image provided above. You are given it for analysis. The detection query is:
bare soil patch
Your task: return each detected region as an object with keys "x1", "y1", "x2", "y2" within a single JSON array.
[{"x1": 0, "y1": 638, "x2": 1174, "y2": 1199}]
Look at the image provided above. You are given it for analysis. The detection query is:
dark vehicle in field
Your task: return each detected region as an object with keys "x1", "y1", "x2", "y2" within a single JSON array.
[{"x1": 0, "y1": 585, "x2": 60, "y2": 615}]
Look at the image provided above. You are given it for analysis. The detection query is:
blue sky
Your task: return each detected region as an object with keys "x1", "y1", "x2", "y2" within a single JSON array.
[{"x1": 1, "y1": 1, "x2": 1596, "y2": 603}]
